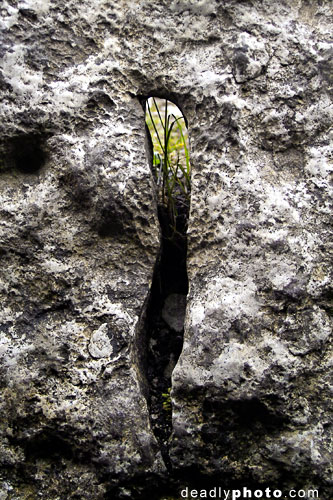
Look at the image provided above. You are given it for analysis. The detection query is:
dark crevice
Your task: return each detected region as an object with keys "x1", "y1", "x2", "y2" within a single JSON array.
[{"x1": 144, "y1": 203, "x2": 188, "y2": 468}]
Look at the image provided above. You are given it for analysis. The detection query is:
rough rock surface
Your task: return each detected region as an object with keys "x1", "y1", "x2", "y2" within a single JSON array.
[
  {"x1": 0, "y1": 0, "x2": 332, "y2": 498},
  {"x1": 162, "y1": 294, "x2": 187, "y2": 333}
]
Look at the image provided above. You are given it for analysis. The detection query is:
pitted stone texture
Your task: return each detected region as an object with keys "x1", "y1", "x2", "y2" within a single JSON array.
[
  {"x1": 0, "y1": 42, "x2": 164, "y2": 496},
  {"x1": 0, "y1": 0, "x2": 332, "y2": 498},
  {"x1": 169, "y1": 1, "x2": 332, "y2": 497}
]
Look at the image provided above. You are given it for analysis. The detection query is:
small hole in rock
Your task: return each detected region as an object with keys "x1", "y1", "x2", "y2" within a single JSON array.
[
  {"x1": 25, "y1": 432, "x2": 73, "y2": 461},
  {"x1": 8, "y1": 134, "x2": 47, "y2": 174},
  {"x1": 98, "y1": 219, "x2": 124, "y2": 238}
]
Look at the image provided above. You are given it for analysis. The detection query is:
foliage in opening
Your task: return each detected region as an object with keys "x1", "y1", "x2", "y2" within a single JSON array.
[
  {"x1": 145, "y1": 97, "x2": 191, "y2": 237},
  {"x1": 162, "y1": 387, "x2": 172, "y2": 413}
]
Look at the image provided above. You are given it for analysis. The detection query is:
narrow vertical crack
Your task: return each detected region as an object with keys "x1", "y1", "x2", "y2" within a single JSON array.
[
  {"x1": 141, "y1": 96, "x2": 190, "y2": 467},
  {"x1": 145, "y1": 203, "x2": 188, "y2": 466}
]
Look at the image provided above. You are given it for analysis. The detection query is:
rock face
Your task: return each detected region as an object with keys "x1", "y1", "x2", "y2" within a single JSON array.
[{"x1": 0, "y1": 0, "x2": 332, "y2": 499}]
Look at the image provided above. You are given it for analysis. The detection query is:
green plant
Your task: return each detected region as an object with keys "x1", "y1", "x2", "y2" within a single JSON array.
[
  {"x1": 146, "y1": 97, "x2": 191, "y2": 237},
  {"x1": 162, "y1": 387, "x2": 172, "y2": 413}
]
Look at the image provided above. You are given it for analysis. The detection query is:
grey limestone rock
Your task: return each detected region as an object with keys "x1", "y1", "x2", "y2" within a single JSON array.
[
  {"x1": 0, "y1": 0, "x2": 332, "y2": 498},
  {"x1": 162, "y1": 294, "x2": 187, "y2": 333}
]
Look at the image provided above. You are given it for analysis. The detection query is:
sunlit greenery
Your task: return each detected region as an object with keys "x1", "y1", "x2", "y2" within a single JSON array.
[{"x1": 146, "y1": 97, "x2": 191, "y2": 236}]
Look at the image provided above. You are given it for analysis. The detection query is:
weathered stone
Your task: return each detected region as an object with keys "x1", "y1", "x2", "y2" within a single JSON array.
[
  {"x1": 162, "y1": 294, "x2": 187, "y2": 333},
  {"x1": 0, "y1": 0, "x2": 332, "y2": 498}
]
